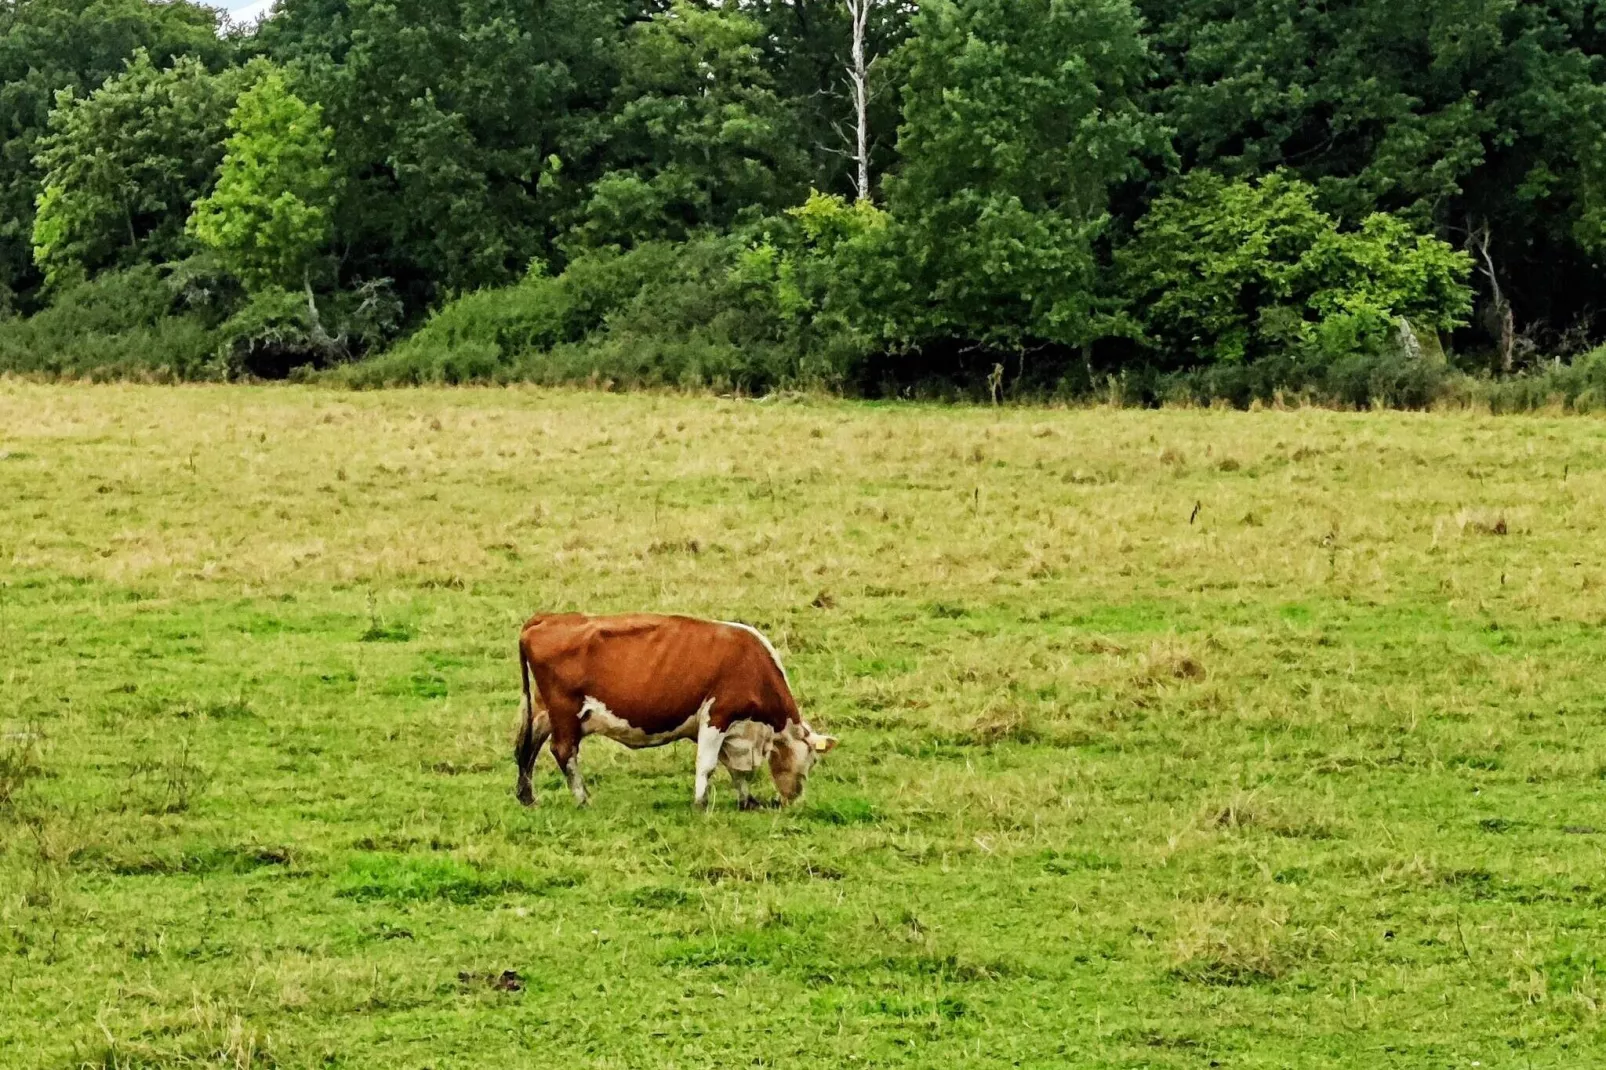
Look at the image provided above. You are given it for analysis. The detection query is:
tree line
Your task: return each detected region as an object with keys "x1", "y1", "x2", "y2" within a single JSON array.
[{"x1": 3, "y1": 0, "x2": 1606, "y2": 404}]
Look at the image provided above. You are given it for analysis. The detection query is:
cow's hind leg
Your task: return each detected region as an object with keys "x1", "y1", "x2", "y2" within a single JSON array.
[
  {"x1": 552, "y1": 737, "x2": 588, "y2": 806},
  {"x1": 547, "y1": 694, "x2": 589, "y2": 807},
  {"x1": 514, "y1": 696, "x2": 551, "y2": 807}
]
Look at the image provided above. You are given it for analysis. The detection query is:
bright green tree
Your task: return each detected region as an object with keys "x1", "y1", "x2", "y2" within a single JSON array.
[
  {"x1": 187, "y1": 66, "x2": 336, "y2": 293},
  {"x1": 31, "y1": 52, "x2": 243, "y2": 289},
  {"x1": 1116, "y1": 171, "x2": 1474, "y2": 365}
]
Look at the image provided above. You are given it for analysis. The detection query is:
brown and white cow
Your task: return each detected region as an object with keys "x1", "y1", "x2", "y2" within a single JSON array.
[{"x1": 514, "y1": 613, "x2": 838, "y2": 809}]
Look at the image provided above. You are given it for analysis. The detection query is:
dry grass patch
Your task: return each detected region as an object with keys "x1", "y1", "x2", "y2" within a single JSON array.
[
  {"x1": 1198, "y1": 790, "x2": 1342, "y2": 840},
  {"x1": 965, "y1": 703, "x2": 1041, "y2": 746},
  {"x1": 77, "y1": 1000, "x2": 274, "y2": 1070},
  {"x1": 1456, "y1": 507, "x2": 1510, "y2": 536},
  {"x1": 1137, "y1": 640, "x2": 1208, "y2": 684},
  {"x1": 1168, "y1": 901, "x2": 1295, "y2": 985}
]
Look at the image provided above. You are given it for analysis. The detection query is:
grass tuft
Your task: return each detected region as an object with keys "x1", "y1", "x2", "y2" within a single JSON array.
[
  {"x1": 0, "y1": 732, "x2": 44, "y2": 809},
  {"x1": 804, "y1": 796, "x2": 880, "y2": 825},
  {"x1": 1169, "y1": 903, "x2": 1291, "y2": 986},
  {"x1": 336, "y1": 853, "x2": 576, "y2": 903},
  {"x1": 1457, "y1": 507, "x2": 1510, "y2": 536}
]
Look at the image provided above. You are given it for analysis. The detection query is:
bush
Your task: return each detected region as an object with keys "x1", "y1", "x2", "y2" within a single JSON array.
[
  {"x1": 339, "y1": 183, "x2": 1486, "y2": 404},
  {"x1": 0, "y1": 266, "x2": 221, "y2": 379},
  {"x1": 337, "y1": 231, "x2": 865, "y2": 391},
  {"x1": 202, "y1": 275, "x2": 399, "y2": 379},
  {"x1": 1465, "y1": 347, "x2": 1606, "y2": 413},
  {"x1": 332, "y1": 270, "x2": 578, "y2": 387},
  {"x1": 1116, "y1": 171, "x2": 1474, "y2": 368},
  {"x1": 214, "y1": 285, "x2": 339, "y2": 379},
  {"x1": 1131, "y1": 347, "x2": 1451, "y2": 409}
]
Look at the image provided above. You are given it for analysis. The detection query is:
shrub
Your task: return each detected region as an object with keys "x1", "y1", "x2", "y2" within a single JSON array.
[
  {"x1": 1136, "y1": 347, "x2": 1452, "y2": 409},
  {"x1": 216, "y1": 285, "x2": 340, "y2": 379},
  {"x1": 1116, "y1": 171, "x2": 1474, "y2": 368},
  {"x1": 333, "y1": 270, "x2": 578, "y2": 388},
  {"x1": 0, "y1": 266, "x2": 220, "y2": 379},
  {"x1": 214, "y1": 275, "x2": 400, "y2": 379},
  {"x1": 1468, "y1": 346, "x2": 1606, "y2": 413},
  {"x1": 338, "y1": 230, "x2": 863, "y2": 391}
]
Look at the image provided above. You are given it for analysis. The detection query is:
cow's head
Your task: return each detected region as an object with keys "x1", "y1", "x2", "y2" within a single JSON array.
[{"x1": 769, "y1": 721, "x2": 838, "y2": 803}]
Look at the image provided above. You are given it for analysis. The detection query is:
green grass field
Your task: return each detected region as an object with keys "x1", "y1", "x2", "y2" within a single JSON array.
[{"x1": 3, "y1": 383, "x2": 1605, "y2": 1068}]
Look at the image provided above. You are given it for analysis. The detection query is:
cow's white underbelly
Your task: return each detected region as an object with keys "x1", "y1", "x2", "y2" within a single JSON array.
[
  {"x1": 578, "y1": 694, "x2": 775, "y2": 770},
  {"x1": 580, "y1": 695, "x2": 703, "y2": 747}
]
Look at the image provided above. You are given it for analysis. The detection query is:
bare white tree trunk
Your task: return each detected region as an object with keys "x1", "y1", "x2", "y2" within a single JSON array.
[
  {"x1": 1471, "y1": 222, "x2": 1515, "y2": 374},
  {"x1": 845, "y1": 0, "x2": 872, "y2": 202}
]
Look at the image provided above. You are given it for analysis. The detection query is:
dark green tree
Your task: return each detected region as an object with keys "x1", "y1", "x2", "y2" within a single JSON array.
[
  {"x1": 879, "y1": 0, "x2": 1162, "y2": 353},
  {"x1": 574, "y1": 1, "x2": 811, "y2": 248},
  {"x1": 0, "y1": 0, "x2": 228, "y2": 310},
  {"x1": 254, "y1": 0, "x2": 628, "y2": 308},
  {"x1": 1138, "y1": 0, "x2": 1606, "y2": 347}
]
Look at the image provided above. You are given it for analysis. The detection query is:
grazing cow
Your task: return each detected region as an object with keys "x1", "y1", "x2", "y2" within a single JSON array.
[{"x1": 514, "y1": 613, "x2": 838, "y2": 809}]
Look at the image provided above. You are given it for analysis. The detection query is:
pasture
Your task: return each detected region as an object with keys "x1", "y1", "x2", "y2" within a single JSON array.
[{"x1": 2, "y1": 383, "x2": 1605, "y2": 1068}]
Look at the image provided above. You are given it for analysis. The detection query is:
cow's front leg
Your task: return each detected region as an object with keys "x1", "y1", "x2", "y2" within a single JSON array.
[
  {"x1": 731, "y1": 768, "x2": 762, "y2": 811},
  {"x1": 694, "y1": 719, "x2": 727, "y2": 809}
]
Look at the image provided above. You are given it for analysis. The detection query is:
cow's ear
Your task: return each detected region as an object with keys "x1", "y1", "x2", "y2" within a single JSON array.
[{"x1": 812, "y1": 734, "x2": 839, "y2": 753}]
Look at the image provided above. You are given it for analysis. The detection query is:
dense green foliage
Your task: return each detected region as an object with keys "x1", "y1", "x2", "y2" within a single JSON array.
[
  {"x1": 31, "y1": 53, "x2": 243, "y2": 289},
  {"x1": 1117, "y1": 172, "x2": 1474, "y2": 367},
  {"x1": 253, "y1": 0, "x2": 624, "y2": 301},
  {"x1": 0, "y1": 264, "x2": 218, "y2": 378},
  {"x1": 0, "y1": 0, "x2": 228, "y2": 311},
  {"x1": 7, "y1": 0, "x2": 1606, "y2": 400},
  {"x1": 1138, "y1": 0, "x2": 1606, "y2": 346},
  {"x1": 575, "y1": 1, "x2": 809, "y2": 248},
  {"x1": 876, "y1": 0, "x2": 1157, "y2": 352}
]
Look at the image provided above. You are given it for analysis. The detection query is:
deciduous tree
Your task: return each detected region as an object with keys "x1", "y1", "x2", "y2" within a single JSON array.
[
  {"x1": 1139, "y1": 0, "x2": 1606, "y2": 342},
  {"x1": 32, "y1": 52, "x2": 243, "y2": 289},
  {"x1": 254, "y1": 0, "x2": 628, "y2": 305},
  {"x1": 187, "y1": 66, "x2": 336, "y2": 293},
  {"x1": 882, "y1": 0, "x2": 1162, "y2": 351},
  {"x1": 0, "y1": 0, "x2": 227, "y2": 308},
  {"x1": 575, "y1": 1, "x2": 810, "y2": 247}
]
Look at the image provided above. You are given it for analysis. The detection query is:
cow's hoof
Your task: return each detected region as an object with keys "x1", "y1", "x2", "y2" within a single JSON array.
[
  {"x1": 516, "y1": 786, "x2": 536, "y2": 807},
  {"x1": 737, "y1": 796, "x2": 763, "y2": 812}
]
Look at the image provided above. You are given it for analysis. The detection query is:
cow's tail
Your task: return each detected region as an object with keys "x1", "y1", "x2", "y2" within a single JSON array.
[{"x1": 515, "y1": 638, "x2": 538, "y2": 769}]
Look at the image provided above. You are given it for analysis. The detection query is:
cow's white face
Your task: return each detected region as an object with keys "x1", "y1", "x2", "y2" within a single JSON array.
[{"x1": 769, "y1": 722, "x2": 838, "y2": 803}]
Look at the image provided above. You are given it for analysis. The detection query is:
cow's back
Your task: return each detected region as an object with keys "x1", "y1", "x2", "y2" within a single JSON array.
[{"x1": 521, "y1": 614, "x2": 796, "y2": 735}]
